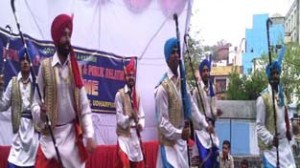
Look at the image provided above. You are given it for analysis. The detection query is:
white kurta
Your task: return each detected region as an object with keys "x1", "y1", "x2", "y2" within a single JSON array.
[
  {"x1": 192, "y1": 81, "x2": 219, "y2": 155},
  {"x1": 155, "y1": 68, "x2": 208, "y2": 168},
  {"x1": 219, "y1": 152, "x2": 234, "y2": 168},
  {"x1": 256, "y1": 85, "x2": 296, "y2": 168},
  {"x1": 0, "y1": 73, "x2": 39, "y2": 167},
  {"x1": 115, "y1": 85, "x2": 145, "y2": 162},
  {"x1": 31, "y1": 53, "x2": 94, "y2": 168}
]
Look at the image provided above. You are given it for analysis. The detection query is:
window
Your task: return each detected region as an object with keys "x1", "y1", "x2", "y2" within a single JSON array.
[{"x1": 216, "y1": 78, "x2": 227, "y2": 93}]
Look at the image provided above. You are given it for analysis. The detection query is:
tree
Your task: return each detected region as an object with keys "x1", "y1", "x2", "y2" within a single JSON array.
[
  {"x1": 183, "y1": 36, "x2": 204, "y2": 87},
  {"x1": 226, "y1": 42, "x2": 300, "y2": 104},
  {"x1": 226, "y1": 67, "x2": 248, "y2": 100},
  {"x1": 243, "y1": 69, "x2": 268, "y2": 100},
  {"x1": 280, "y1": 43, "x2": 300, "y2": 105},
  {"x1": 226, "y1": 68, "x2": 268, "y2": 100}
]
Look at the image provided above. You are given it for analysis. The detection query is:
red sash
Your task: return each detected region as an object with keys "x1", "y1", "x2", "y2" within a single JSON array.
[{"x1": 75, "y1": 120, "x2": 88, "y2": 162}]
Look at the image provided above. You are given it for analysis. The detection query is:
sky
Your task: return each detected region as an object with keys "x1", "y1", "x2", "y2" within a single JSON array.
[{"x1": 190, "y1": 0, "x2": 294, "y2": 47}]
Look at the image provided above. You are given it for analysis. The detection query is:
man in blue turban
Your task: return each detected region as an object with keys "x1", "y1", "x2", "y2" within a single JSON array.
[
  {"x1": 256, "y1": 49, "x2": 296, "y2": 168},
  {"x1": 155, "y1": 38, "x2": 213, "y2": 168},
  {"x1": 266, "y1": 61, "x2": 281, "y2": 88},
  {"x1": 0, "y1": 47, "x2": 39, "y2": 168},
  {"x1": 191, "y1": 58, "x2": 222, "y2": 168}
]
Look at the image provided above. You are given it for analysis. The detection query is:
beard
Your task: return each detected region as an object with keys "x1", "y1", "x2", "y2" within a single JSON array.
[
  {"x1": 169, "y1": 63, "x2": 179, "y2": 76},
  {"x1": 270, "y1": 79, "x2": 280, "y2": 91},
  {"x1": 57, "y1": 43, "x2": 70, "y2": 57},
  {"x1": 201, "y1": 75, "x2": 209, "y2": 85},
  {"x1": 126, "y1": 78, "x2": 135, "y2": 88}
]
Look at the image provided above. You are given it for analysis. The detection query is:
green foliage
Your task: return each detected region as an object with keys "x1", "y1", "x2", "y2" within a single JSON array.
[
  {"x1": 243, "y1": 70, "x2": 268, "y2": 100},
  {"x1": 183, "y1": 37, "x2": 203, "y2": 87},
  {"x1": 226, "y1": 68, "x2": 247, "y2": 100},
  {"x1": 281, "y1": 42, "x2": 300, "y2": 104},
  {"x1": 226, "y1": 42, "x2": 300, "y2": 103},
  {"x1": 226, "y1": 67, "x2": 268, "y2": 100}
]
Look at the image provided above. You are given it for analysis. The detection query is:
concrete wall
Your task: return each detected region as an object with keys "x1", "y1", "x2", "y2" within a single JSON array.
[{"x1": 215, "y1": 100, "x2": 259, "y2": 155}]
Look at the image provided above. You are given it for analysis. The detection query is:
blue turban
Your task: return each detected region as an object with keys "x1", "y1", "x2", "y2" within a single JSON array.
[
  {"x1": 18, "y1": 47, "x2": 34, "y2": 62},
  {"x1": 164, "y1": 37, "x2": 178, "y2": 62},
  {"x1": 266, "y1": 61, "x2": 284, "y2": 106},
  {"x1": 266, "y1": 46, "x2": 285, "y2": 79},
  {"x1": 265, "y1": 46, "x2": 286, "y2": 107},
  {"x1": 198, "y1": 58, "x2": 215, "y2": 97},
  {"x1": 266, "y1": 61, "x2": 281, "y2": 80},
  {"x1": 199, "y1": 59, "x2": 210, "y2": 76}
]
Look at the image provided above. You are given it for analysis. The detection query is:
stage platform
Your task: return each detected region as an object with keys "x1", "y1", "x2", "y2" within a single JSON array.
[{"x1": 0, "y1": 141, "x2": 158, "y2": 168}]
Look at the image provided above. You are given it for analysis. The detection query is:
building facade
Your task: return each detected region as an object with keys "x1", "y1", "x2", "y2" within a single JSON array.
[
  {"x1": 242, "y1": 14, "x2": 285, "y2": 74},
  {"x1": 285, "y1": 0, "x2": 299, "y2": 43}
]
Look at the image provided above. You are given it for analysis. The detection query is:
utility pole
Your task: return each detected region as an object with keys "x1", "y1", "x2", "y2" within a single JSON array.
[{"x1": 297, "y1": 0, "x2": 299, "y2": 43}]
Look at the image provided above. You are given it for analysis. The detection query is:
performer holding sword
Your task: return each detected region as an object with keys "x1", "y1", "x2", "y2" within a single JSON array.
[
  {"x1": 154, "y1": 13, "x2": 213, "y2": 168},
  {"x1": 114, "y1": 58, "x2": 146, "y2": 168},
  {"x1": 0, "y1": 45, "x2": 40, "y2": 168}
]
